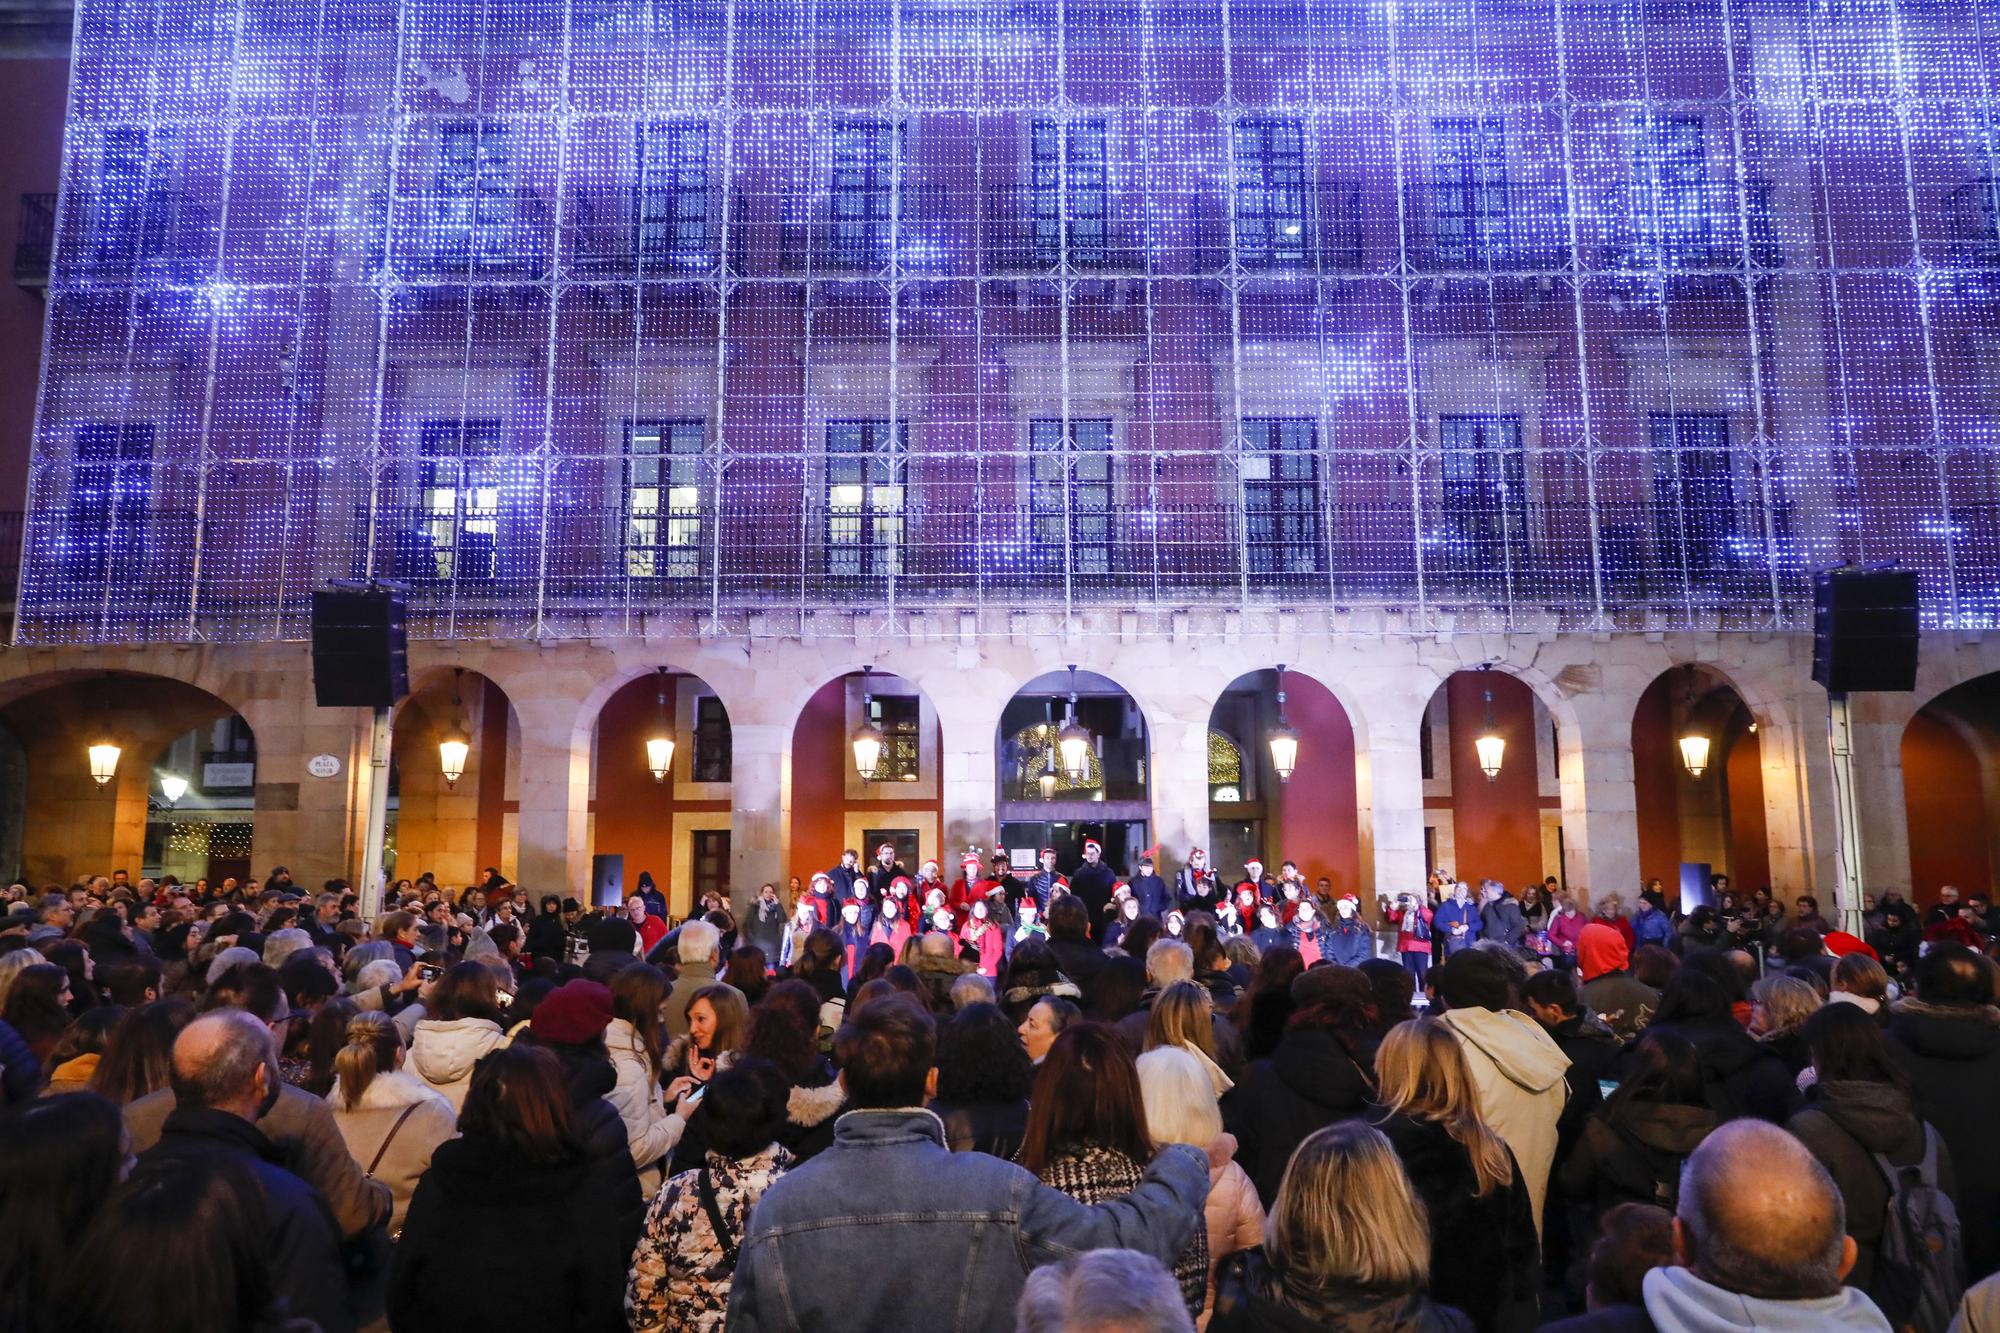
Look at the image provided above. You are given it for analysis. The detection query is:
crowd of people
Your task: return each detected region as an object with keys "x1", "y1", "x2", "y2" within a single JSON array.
[{"x1": 2, "y1": 849, "x2": 1999, "y2": 1333}]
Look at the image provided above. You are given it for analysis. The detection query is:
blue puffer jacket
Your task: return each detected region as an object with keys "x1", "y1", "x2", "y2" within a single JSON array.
[
  {"x1": 1631, "y1": 907, "x2": 1677, "y2": 952},
  {"x1": 727, "y1": 1109, "x2": 1208, "y2": 1333}
]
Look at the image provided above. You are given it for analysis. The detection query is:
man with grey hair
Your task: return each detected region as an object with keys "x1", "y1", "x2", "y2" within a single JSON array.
[
  {"x1": 1115, "y1": 939, "x2": 1243, "y2": 1078},
  {"x1": 950, "y1": 971, "x2": 997, "y2": 1011},
  {"x1": 664, "y1": 915, "x2": 737, "y2": 1038},
  {"x1": 141, "y1": 1011, "x2": 358, "y2": 1332},
  {"x1": 1642, "y1": 1119, "x2": 1889, "y2": 1331},
  {"x1": 1015, "y1": 1249, "x2": 1194, "y2": 1333}
]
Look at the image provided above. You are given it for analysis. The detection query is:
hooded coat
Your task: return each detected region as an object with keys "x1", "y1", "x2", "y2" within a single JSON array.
[
  {"x1": 1887, "y1": 999, "x2": 2000, "y2": 1280},
  {"x1": 1209, "y1": 1248, "x2": 1475, "y2": 1333},
  {"x1": 1788, "y1": 1079, "x2": 1959, "y2": 1306},
  {"x1": 1223, "y1": 1026, "x2": 1376, "y2": 1206},
  {"x1": 1643, "y1": 1016, "x2": 1798, "y2": 1125},
  {"x1": 326, "y1": 1068, "x2": 458, "y2": 1235},
  {"x1": 1379, "y1": 1113, "x2": 1541, "y2": 1333},
  {"x1": 408, "y1": 1015, "x2": 507, "y2": 1112},
  {"x1": 1435, "y1": 1006, "x2": 1572, "y2": 1234},
  {"x1": 604, "y1": 1016, "x2": 687, "y2": 1194},
  {"x1": 1639, "y1": 1265, "x2": 1891, "y2": 1333},
  {"x1": 1557, "y1": 1098, "x2": 1715, "y2": 1223}
]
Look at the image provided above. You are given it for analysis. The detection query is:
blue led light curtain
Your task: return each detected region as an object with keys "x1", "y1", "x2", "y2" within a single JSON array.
[{"x1": 18, "y1": 0, "x2": 2000, "y2": 643}]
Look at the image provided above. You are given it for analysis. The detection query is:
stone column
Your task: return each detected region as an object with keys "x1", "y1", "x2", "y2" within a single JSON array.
[
  {"x1": 1844, "y1": 692, "x2": 1917, "y2": 907},
  {"x1": 727, "y1": 719, "x2": 788, "y2": 919},
  {"x1": 1358, "y1": 710, "x2": 1428, "y2": 918},
  {"x1": 1756, "y1": 692, "x2": 1840, "y2": 899},
  {"x1": 1147, "y1": 712, "x2": 1210, "y2": 876},
  {"x1": 511, "y1": 699, "x2": 592, "y2": 904},
  {"x1": 1557, "y1": 693, "x2": 1643, "y2": 905},
  {"x1": 929, "y1": 685, "x2": 1004, "y2": 862}
]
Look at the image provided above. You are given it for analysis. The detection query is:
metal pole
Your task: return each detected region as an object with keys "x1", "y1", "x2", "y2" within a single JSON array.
[
  {"x1": 1825, "y1": 693, "x2": 1867, "y2": 935},
  {"x1": 358, "y1": 705, "x2": 392, "y2": 920}
]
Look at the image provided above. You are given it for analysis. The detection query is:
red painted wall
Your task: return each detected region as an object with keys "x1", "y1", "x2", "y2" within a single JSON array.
[
  {"x1": 788, "y1": 676, "x2": 943, "y2": 884},
  {"x1": 1631, "y1": 679, "x2": 1681, "y2": 892},
  {"x1": 1275, "y1": 675, "x2": 1361, "y2": 895},
  {"x1": 1903, "y1": 712, "x2": 1989, "y2": 903},
  {"x1": 1442, "y1": 672, "x2": 1546, "y2": 892},
  {"x1": 475, "y1": 677, "x2": 508, "y2": 874},
  {"x1": 591, "y1": 675, "x2": 729, "y2": 906},
  {"x1": 1726, "y1": 729, "x2": 1770, "y2": 894},
  {"x1": 0, "y1": 59, "x2": 67, "y2": 512}
]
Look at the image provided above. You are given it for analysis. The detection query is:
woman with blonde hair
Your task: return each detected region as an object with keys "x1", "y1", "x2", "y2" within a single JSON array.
[
  {"x1": 1209, "y1": 1120, "x2": 1471, "y2": 1332},
  {"x1": 1137, "y1": 1045, "x2": 1264, "y2": 1328},
  {"x1": 1374, "y1": 1017, "x2": 1538, "y2": 1333},
  {"x1": 326, "y1": 1010, "x2": 457, "y2": 1234},
  {"x1": 1749, "y1": 972, "x2": 1822, "y2": 1076},
  {"x1": 1828, "y1": 951, "x2": 1890, "y2": 1019},
  {"x1": 1145, "y1": 979, "x2": 1231, "y2": 1097}
]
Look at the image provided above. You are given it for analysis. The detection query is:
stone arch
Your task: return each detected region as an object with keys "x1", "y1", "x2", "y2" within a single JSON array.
[
  {"x1": 1630, "y1": 663, "x2": 1766, "y2": 902},
  {"x1": 1207, "y1": 666, "x2": 1363, "y2": 896},
  {"x1": 387, "y1": 666, "x2": 518, "y2": 893},
  {"x1": 787, "y1": 666, "x2": 945, "y2": 889}
]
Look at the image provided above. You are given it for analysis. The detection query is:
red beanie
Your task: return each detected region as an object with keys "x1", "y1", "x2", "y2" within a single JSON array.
[
  {"x1": 531, "y1": 979, "x2": 614, "y2": 1045},
  {"x1": 1577, "y1": 921, "x2": 1630, "y2": 983}
]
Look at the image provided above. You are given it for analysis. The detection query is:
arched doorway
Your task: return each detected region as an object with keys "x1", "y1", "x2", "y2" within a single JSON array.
[
  {"x1": 1902, "y1": 674, "x2": 2000, "y2": 905},
  {"x1": 388, "y1": 668, "x2": 517, "y2": 894},
  {"x1": 995, "y1": 668, "x2": 1148, "y2": 876},
  {"x1": 1417, "y1": 667, "x2": 1559, "y2": 896},
  {"x1": 788, "y1": 669, "x2": 943, "y2": 887},
  {"x1": 1206, "y1": 668, "x2": 1360, "y2": 894},
  {"x1": 588, "y1": 668, "x2": 733, "y2": 917},
  {"x1": 1632, "y1": 665, "x2": 1765, "y2": 904},
  {"x1": 0, "y1": 671, "x2": 254, "y2": 886}
]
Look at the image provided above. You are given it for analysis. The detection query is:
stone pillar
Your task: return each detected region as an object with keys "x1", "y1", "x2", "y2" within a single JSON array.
[
  {"x1": 727, "y1": 720, "x2": 788, "y2": 920},
  {"x1": 1756, "y1": 693, "x2": 1840, "y2": 898},
  {"x1": 929, "y1": 686, "x2": 1003, "y2": 863},
  {"x1": 1558, "y1": 694, "x2": 1643, "y2": 905},
  {"x1": 1147, "y1": 712, "x2": 1209, "y2": 876},
  {"x1": 237, "y1": 695, "x2": 378, "y2": 892},
  {"x1": 1358, "y1": 711, "x2": 1428, "y2": 919},
  {"x1": 511, "y1": 700, "x2": 592, "y2": 904},
  {"x1": 1843, "y1": 693, "x2": 1917, "y2": 907}
]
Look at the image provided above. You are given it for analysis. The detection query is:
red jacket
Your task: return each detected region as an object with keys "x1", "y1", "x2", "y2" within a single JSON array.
[
  {"x1": 1395, "y1": 905, "x2": 1433, "y2": 955},
  {"x1": 634, "y1": 914, "x2": 668, "y2": 955}
]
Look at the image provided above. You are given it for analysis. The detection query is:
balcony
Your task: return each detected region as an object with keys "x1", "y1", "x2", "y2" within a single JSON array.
[{"x1": 13, "y1": 192, "x2": 52, "y2": 289}]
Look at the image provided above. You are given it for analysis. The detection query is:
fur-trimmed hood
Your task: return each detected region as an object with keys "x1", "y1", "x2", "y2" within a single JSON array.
[
  {"x1": 788, "y1": 1079, "x2": 845, "y2": 1129},
  {"x1": 1891, "y1": 997, "x2": 2000, "y2": 1026}
]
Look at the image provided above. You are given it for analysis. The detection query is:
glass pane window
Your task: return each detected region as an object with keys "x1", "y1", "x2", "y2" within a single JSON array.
[
  {"x1": 1431, "y1": 116, "x2": 1510, "y2": 267},
  {"x1": 636, "y1": 120, "x2": 711, "y2": 270},
  {"x1": 693, "y1": 694, "x2": 731, "y2": 782},
  {"x1": 1649, "y1": 412, "x2": 1739, "y2": 581},
  {"x1": 1029, "y1": 117, "x2": 1109, "y2": 267},
  {"x1": 1437, "y1": 414, "x2": 1527, "y2": 572},
  {"x1": 825, "y1": 419, "x2": 906, "y2": 577},
  {"x1": 829, "y1": 120, "x2": 899, "y2": 270},
  {"x1": 1631, "y1": 112, "x2": 1711, "y2": 266},
  {"x1": 66, "y1": 422, "x2": 154, "y2": 580},
  {"x1": 435, "y1": 120, "x2": 513, "y2": 269},
  {"x1": 625, "y1": 420, "x2": 704, "y2": 578},
  {"x1": 1242, "y1": 417, "x2": 1323, "y2": 575},
  {"x1": 871, "y1": 694, "x2": 921, "y2": 782},
  {"x1": 1030, "y1": 418, "x2": 1115, "y2": 577},
  {"x1": 416, "y1": 420, "x2": 503, "y2": 581},
  {"x1": 1233, "y1": 117, "x2": 1310, "y2": 269}
]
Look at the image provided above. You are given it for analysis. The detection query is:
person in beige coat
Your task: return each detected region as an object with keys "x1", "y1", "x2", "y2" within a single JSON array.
[
  {"x1": 1137, "y1": 1045, "x2": 1266, "y2": 1329},
  {"x1": 407, "y1": 962, "x2": 509, "y2": 1112},
  {"x1": 327, "y1": 1010, "x2": 458, "y2": 1234}
]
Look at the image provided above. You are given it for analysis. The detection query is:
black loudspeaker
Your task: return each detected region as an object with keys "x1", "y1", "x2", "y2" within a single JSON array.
[
  {"x1": 1812, "y1": 566, "x2": 1919, "y2": 694},
  {"x1": 591, "y1": 855, "x2": 624, "y2": 910},
  {"x1": 311, "y1": 584, "x2": 409, "y2": 708}
]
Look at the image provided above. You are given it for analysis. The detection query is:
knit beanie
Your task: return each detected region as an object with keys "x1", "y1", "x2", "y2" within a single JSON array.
[{"x1": 530, "y1": 979, "x2": 615, "y2": 1045}]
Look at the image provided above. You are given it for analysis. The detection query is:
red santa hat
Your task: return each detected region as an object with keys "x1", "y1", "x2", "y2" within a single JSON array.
[
  {"x1": 1082, "y1": 838, "x2": 1101, "y2": 854},
  {"x1": 1040, "y1": 846, "x2": 1057, "y2": 858},
  {"x1": 810, "y1": 871, "x2": 833, "y2": 889},
  {"x1": 1189, "y1": 847, "x2": 1206, "y2": 857},
  {"x1": 1340, "y1": 892, "x2": 1360, "y2": 905},
  {"x1": 891, "y1": 875, "x2": 915, "y2": 892},
  {"x1": 1112, "y1": 880, "x2": 1130, "y2": 896},
  {"x1": 876, "y1": 843, "x2": 899, "y2": 859},
  {"x1": 961, "y1": 853, "x2": 982, "y2": 870},
  {"x1": 1245, "y1": 858, "x2": 1264, "y2": 870}
]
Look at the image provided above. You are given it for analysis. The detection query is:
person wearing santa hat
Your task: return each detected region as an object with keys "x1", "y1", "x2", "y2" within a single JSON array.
[
  {"x1": 950, "y1": 852, "x2": 986, "y2": 917},
  {"x1": 827, "y1": 848, "x2": 861, "y2": 900},
  {"x1": 806, "y1": 871, "x2": 840, "y2": 929},
  {"x1": 865, "y1": 842, "x2": 908, "y2": 899},
  {"x1": 913, "y1": 857, "x2": 946, "y2": 909},
  {"x1": 847, "y1": 877, "x2": 880, "y2": 936},
  {"x1": 870, "y1": 892, "x2": 914, "y2": 956},
  {"x1": 1175, "y1": 848, "x2": 1219, "y2": 914},
  {"x1": 1214, "y1": 897, "x2": 1244, "y2": 939},
  {"x1": 1235, "y1": 857, "x2": 1279, "y2": 906},
  {"x1": 1324, "y1": 893, "x2": 1374, "y2": 967},
  {"x1": 884, "y1": 875, "x2": 918, "y2": 932},
  {"x1": 962, "y1": 898, "x2": 1006, "y2": 977},
  {"x1": 835, "y1": 899, "x2": 870, "y2": 982},
  {"x1": 987, "y1": 851, "x2": 1022, "y2": 911},
  {"x1": 1024, "y1": 847, "x2": 1068, "y2": 916},
  {"x1": 1067, "y1": 837, "x2": 1118, "y2": 935},
  {"x1": 1011, "y1": 899, "x2": 1048, "y2": 946}
]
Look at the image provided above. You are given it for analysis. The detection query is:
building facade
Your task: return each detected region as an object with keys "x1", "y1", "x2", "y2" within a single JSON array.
[{"x1": 3, "y1": 0, "x2": 2000, "y2": 909}]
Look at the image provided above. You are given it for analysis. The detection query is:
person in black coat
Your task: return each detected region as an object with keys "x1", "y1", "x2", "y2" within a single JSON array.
[
  {"x1": 516, "y1": 981, "x2": 647, "y2": 1261},
  {"x1": 1558, "y1": 1031, "x2": 1715, "y2": 1228},
  {"x1": 1066, "y1": 839, "x2": 1119, "y2": 934},
  {"x1": 1044, "y1": 898, "x2": 1108, "y2": 1004},
  {"x1": 1128, "y1": 855, "x2": 1171, "y2": 921},
  {"x1": 1885, "y1": 944, "x2": 2000, "y2": 1281},
  {"x1": 142, "y1": 1011, "x2": 354, "y2": 1333},
  {"x1": 1222, "y1": 966, "x2": 1377, "y2": 1205},
  {"x1": 926, "y1": 1001, "x2": 1034, "y2": 1159},
  {"x1": 1479, "y1": 882, "x2": 1528, "y2": 953},
  {"x1": 392, "y1": 1044, "x2": 628, "y2": 1333},
  {"x1": 1640, "y1": 969, "x2": 1796, "y2": 1123}
]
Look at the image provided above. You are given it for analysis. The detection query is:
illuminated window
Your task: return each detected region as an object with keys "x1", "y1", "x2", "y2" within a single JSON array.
[
  {"x1": 1632, "y1": 112, "x2": 1712, "y2": 267},
  {"x1": 829, "y1": 120, "x2": 900, "y2": 270},
  {"x1": 1234, "y1": 117, "x2": 1310, "y2": 269},
  {"x1": 1438, "y1": 414, "x2": 1527, "y2": 573},
  {"x1": 1030, "y1": 118, "x2": 1108, "y2": 268},
  {"x1": 826, "y1": 420, "x2": 905, "y2": 578},
  {"x1": 66, "y1": 423, "x2": 153, "y2": 581},
  {"x1": 869, "y1": 694, "x2": 921, "y2": 782},
  {"x1": 414, "y1": 421, "x2": 502, "y2": 582},
  {"x1": 434, "y1": 121, "x2": 516, "y2": 271},
  {"x1": 1243, "y1": 418, "x2": 1323, "y2": 576},
  {"x1": 1431, "y1": 117, "x2": 1510, "y2": 267},
  {"x1": 636, "y1": 120, "x2": 712, "y2": 270},
  {"x1": 1650, "y1": 413, "x2": 1738, "y2": 582},
  {"x1": 1208, "y1": 730, "x2": 1244, "y2": 804},
  {"x1": 1030, "y1": 418, "x2": 1114, "y2": 577},
  {"x1": 625, "y1": 420, "x2": 704, "y2": 579},
  {"x1": 1009, "y1": 722, "x2": 1103, "y2": 798}
]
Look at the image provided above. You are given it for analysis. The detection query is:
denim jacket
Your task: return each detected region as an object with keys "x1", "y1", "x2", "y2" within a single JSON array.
[{"x1": 725, "y1": 1108, "x2": 1209, "y2": 1333}]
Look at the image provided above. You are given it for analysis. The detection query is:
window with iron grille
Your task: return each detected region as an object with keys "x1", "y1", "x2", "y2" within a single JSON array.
[
  {"x1": 636, "y1": 120, "x2": 711, "y2": 270},
  {"x1": 1437, "y1": 414, "x2": 1528, "y2": 572},
  {"x1": 825, "y1": 419, "x2": 906, "y2": 577},
  {"x1": 66, "y1": 422, "x2": 154, "y2": 581},
  {"x1": 829, "y1": 120, "x2": 900, "y2": 270},
  {"x1": 415, "y1": 420, "x2": 503, "y2": 581},
  {"x1": 90, "y1": 128, "x2": 151, "y2": 267},
  {"x1": 625, "y1": 420, "x2": 704, "y2": 579},
  {"x1": 1431, "y1": 116, "x2": 1510, "y2": 267},
  {"x1": 1030, "y1": 418, "x2": 1115, "y2": 577},
  {"x1": 693, "y1": 693, "x2": 731, "y2": 782},
  {"x1": 1631, "y1": 112, "x2": 1711, "y2": 266},
  {"x1": 435, "y1": 121, "x2": 514, "y2": 269},
  {"x1": 870, "y1": 694, "x2": 921, "y2": 783},
  {"x1": 1233, "y1": 117, "x2": 1310, "y2": 268},
  {"x1": 1029, "y1": 117, "x2": 1108, "y2": 267},
  {"x1": 691, "y1": 829, "x2": 730, "y2": 904},
  {"x1": 1242, "y1": 417, "x2": 1323, "y2": 575},
  {"x1": 1649, "y1": 412, "x2": 1738, "y2": 581}
]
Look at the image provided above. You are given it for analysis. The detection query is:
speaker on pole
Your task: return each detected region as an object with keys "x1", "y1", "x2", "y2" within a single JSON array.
[
  {"x1": 312, "y1": 582, "x2": 410, "y2": 708},
  {"x1": 1811, "y1": 565, "x2": 1918, "y2": 695}
]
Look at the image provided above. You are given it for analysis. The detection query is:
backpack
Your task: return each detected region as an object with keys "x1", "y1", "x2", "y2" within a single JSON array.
[{"x1": 1871, "y1": 1125, "x2": 1964, "y2": 1333}]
